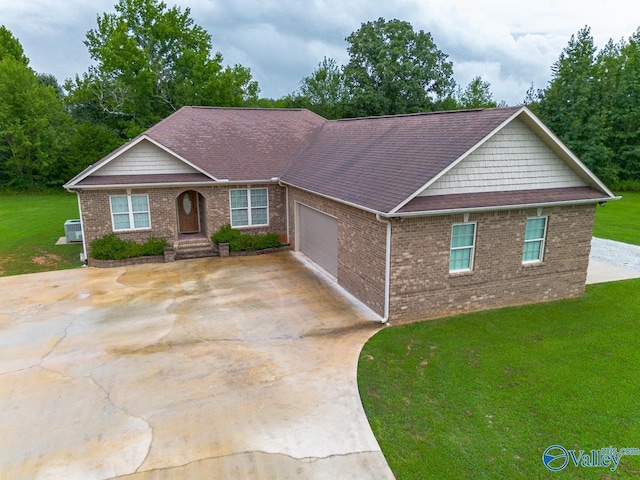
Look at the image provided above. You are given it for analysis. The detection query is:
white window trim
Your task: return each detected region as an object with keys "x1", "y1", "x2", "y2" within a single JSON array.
[
  {"x1": 109, "y1": 194, "x2": 151, "y2": 232},
  {"x1": 229, "y1": 188, "x2": 269, "y2": 228},
  {"x1": 449, "y1": 222, "x2": 477, "y2": 273},
  {"x1": 522, "y1": 216, "x2": 548, "y2": 264}
]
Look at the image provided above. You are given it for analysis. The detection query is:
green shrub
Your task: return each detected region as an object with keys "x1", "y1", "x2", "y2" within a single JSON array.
[
  {"x1": 90, "y1": 234, "x2": 168, "y2": 260},
  {"x1": 611, "y1": 178, "x2": 640, "y2": 192},
  {"x1": 90, "y1": 234, "x2": 129, "y2": 260},
  {"x1": 255, "y1": 232, "x2": 281, "y2": 250},
  {"x1": 139, "y1": 236, "x2": 170, "y2": 256},
  {"x1": 211, "y1": 224, "x2": 241, "y2": 245},
  {"x1": 211, "y1": 224, "x2": 281, "y2": 252}
]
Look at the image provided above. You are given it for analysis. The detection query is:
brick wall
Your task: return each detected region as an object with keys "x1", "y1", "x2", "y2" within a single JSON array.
[
  {"x1": 202, "y1": 183, "x2": 287, "y2": 238},
  {"x1": 287, "y1": 187, "x2": 387, "y2": 316},
  {"x1": 79, "y1": 183, "x2": 287, "y2": 255},
  {"x1": 388, "y1": 204, "x2": 596, "y2": 323},
  {"x1": 79, "y1": 188, "x2": 176, "y2": 248}
]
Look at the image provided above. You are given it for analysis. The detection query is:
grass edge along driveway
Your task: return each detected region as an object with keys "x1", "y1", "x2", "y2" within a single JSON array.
[
  {"x1": 358, "y1": 279, "x2": 640, "y2": 479},
  {"x1": 0, "y1": 192, "x2": 82, "y2": 276}
]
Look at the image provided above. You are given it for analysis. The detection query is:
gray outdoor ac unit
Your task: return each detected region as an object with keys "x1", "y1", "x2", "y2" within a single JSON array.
[{"x1": 64, "y1": 219, "x2": 83, "y2": 243}]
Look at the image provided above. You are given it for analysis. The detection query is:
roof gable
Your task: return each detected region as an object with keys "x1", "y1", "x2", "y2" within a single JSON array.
[
  {"x1": 92, "y1": 138, "x2": 201, "y2": 177},
  {"x1": 390, "y1": 107, "x2": 614, "y2": 214},
  {"x1": 417, "y1": 117, "x2": 587, "y2": 197},
  {"x1": 64, "y1": 134, "x2": 216, "y2": 188}
]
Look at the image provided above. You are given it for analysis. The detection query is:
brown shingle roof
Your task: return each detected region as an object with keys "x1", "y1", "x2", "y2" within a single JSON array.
[
  {"x1": 397, "y1": 186, "x2": 609, "y2": 213},
  {"x1": 66, "y1": 106, "x2": 613, "y2": 212},
  {"x1": 145, "y1": 106, "x2": 327, "y2": 181},
  {"x1": 280, "y1": 107, "x2": 523, "y2": 213}
]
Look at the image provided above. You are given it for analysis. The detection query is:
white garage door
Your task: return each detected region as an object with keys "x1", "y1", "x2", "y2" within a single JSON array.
[{"x1": 297, "y1": 203, "x2": 338, "y2": 277}]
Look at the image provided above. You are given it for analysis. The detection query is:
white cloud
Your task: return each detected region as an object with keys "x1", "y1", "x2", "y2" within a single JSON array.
[{"x1": 0, "y1": 0, "x2": 639, "y2": 103}]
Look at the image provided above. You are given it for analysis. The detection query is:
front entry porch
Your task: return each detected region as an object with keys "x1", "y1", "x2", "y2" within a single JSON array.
[
  {"x1": 174, "y1": 232, "x2": 216, "y2": 260},
  {"x1": 174, "y1": 190, "x2": 216, "y2": 259}
]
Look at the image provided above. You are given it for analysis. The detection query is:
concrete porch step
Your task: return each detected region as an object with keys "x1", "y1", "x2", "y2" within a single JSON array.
[{"x1": 175, "y1": 236, "x2": 217, "y2": 260}]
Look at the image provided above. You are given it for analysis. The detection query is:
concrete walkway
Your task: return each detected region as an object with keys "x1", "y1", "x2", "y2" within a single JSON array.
[
  {"x1": 0, "y1": 253, "x2": 395, "y2": 479},
  {"x1": 587, "y1": 237, "x2": 640, "y2": 284}
]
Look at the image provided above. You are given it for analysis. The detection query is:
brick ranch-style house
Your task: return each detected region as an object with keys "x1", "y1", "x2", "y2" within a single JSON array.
[{"x1": 64, "y1": 106, "x2": 616, "y2": 323}]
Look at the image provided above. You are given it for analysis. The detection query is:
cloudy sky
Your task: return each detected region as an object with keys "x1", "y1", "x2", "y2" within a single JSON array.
[{"x1": 1, "y1": 0, "x2": 639, "y2": 105}]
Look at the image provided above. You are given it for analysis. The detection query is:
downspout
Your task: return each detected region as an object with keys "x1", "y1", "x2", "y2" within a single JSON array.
[
  {"x1": 278, "y1": 181, "x2": 290, "y2": 244},
  {"x1": 375, "y1": 214, "x2": 391, "y2": 324},
  {"x1": 76, "y1": 191, "x2": 88, "y2": 266}
]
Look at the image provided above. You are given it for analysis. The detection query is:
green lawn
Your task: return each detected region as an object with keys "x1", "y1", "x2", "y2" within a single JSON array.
[
  {"x1": 358, "y1": 280, "x2": 640, "y2": 479},
  {"x1": 0, "y1": 192, "x2": 83, "y2": 276},
  {"x1": 594, "y1": 192, "x2": 640, "y2": 245}
]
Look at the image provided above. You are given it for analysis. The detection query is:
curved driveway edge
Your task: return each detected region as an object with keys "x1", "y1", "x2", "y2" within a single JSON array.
[{"x1": 0, "y1": 252, "x2": 395, "y2": 479}]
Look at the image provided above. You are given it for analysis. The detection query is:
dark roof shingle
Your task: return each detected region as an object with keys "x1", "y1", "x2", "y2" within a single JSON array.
[
  {"x1": 280, "y1": 107, "x2": 522, "y2": 212},
  {"x1": 145, "y1": 106, "x2": 327, "y2": 181},
  {"x1": 66, "y1": 106, "x2": 613, "y2": 212}
]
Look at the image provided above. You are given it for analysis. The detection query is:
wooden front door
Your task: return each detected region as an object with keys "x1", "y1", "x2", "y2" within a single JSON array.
[{"x1": 178, "y1": 191, "x2": 200, "y2": 233}]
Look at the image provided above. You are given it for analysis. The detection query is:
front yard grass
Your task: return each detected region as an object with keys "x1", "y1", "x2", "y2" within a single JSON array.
[
  {"x1": 0, "y1": 192, "x2": 83, "y2": 276},
  {"x1": 358, "y1": 279, "x2": 640, "y2": 479},
  {"x1": 594, "y1": 192, "x2": 640, "y2": 245}
]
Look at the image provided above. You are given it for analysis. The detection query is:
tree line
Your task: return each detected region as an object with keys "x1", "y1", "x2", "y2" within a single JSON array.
[
  {"x1": 0, "y1": 0, "x2": 638, "y2": 190},
  {"x1": 528, "y1": 26, "x2": 640, "y2": 188}
]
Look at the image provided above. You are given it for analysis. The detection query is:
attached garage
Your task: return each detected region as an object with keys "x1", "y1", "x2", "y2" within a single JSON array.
[{"x1": 296, "y1": 203, "x2": 338, "y2": 277}]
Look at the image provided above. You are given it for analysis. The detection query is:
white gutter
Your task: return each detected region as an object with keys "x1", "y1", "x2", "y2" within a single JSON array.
[
  {"x1": 280, "y1": 181, "x2": 386, "y2": 217},
  {"x1": 375, "y1": 214, "x2": 391, "y2": 324},
  {"x1": 64, "y1": 178, "x2": 281, "y2": 190}
]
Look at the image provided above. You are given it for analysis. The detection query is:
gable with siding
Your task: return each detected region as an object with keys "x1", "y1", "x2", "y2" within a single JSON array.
[
  {"x1": 419, "y1": 118, "x2": 587, "y2": 197},
  {"x1": 93, "y1": 139, "x2": 200, "y2": 177}
]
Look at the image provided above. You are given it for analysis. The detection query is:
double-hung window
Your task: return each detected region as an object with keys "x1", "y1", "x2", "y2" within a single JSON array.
[
  {"x1": 229, "y1": 188, "x2": 268, "y2": 227},
  {"x1": 449, "y1": 223, "x2": 476, "y2": 272},
  {"x1": 110, "y1": 195, "x2": 150, "y2": 231},
  {"x1": 522, "y1": 217, "x2": 547, "y2": 263}
]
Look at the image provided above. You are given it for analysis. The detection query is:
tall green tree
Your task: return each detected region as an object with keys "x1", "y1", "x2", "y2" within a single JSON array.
[
  {"x1": 0, "y1": 26, "x2": 28, "y2": 64},
  {"x1": 537, "y1": 26, "x2": 640, "y2": 186},
  {"x1": 343, "y1": 18, "x2": 456, "y2": 117},
  {"x1": 0, "y1": 45, "x2": 72, "y2": 188},
  {"x1": 606, "y1": 29, "x2": 640, "y2": 181},
  {"x1": 298, "y1": 57, "x2": 346, "y2": 119},
  {"x1": 457, "y1": 76, "x2": 500, "y2": 109},
  {"x1": 66, "y1": 0, "x2": 258, "y2": 137},
  {"x1": 537, "y1": 27, "x2": 618, "y2": 183}
]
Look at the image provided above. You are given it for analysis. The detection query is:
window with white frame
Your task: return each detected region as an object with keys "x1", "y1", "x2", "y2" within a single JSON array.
[
  {"x1": 110, "y1": 195, "x2": 150, "y2": 231},
  {"x1": 229, "y1": 188, "x2": 268, "y2": 227},
  {"x1": 522, "y1": 217, "x2": 547, "y2": 263},
  {"x1": 449, "y1": 222, "x2": 477, "y2": 272}
]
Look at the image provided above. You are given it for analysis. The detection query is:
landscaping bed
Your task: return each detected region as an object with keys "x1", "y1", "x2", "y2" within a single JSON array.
[
  {"x1": 88, "y1": 255, "x2": 165, "y2": 268},
  {"x1": 229, "y1": 245, "x2": 290, "y2": 256}
]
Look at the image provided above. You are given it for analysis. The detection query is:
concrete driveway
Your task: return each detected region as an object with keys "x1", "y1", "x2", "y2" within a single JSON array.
[{"x1": 0, "y1": 252, "x2": 395, "y2": 479}]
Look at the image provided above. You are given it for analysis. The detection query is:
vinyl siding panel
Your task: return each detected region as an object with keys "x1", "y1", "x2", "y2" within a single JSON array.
[
  {"x1": 420, "y1": 119, "x2": 586, "y2": 196},
  {"x1": 94, "y1": 140, "x2": 199, "y2": 176}
]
